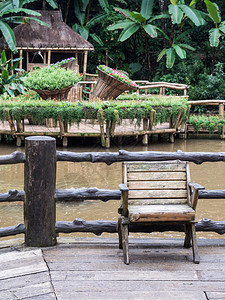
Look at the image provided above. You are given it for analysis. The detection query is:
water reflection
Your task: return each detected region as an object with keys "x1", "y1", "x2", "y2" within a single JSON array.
[{"x1": 0, "y1": 139, "x2": 225, "y2": 240}]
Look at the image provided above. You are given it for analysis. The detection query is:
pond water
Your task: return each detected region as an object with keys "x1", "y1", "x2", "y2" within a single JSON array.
[{"x1": 0, "y1": 138, "x2": 225, "y2": 240}]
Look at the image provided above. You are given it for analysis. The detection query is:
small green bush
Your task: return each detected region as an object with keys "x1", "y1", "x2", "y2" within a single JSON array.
[
  {"x1": 24, "y1": 65, "x2": 82, "y2": 91},
  {"x1": 188, "y1": 115, "x2": 225, "y2": 134}
]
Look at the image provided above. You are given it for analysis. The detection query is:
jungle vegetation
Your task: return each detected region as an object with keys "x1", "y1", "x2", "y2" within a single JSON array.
[{"x1": 1, "y1": 0, "x2": 225, "y2": 100}]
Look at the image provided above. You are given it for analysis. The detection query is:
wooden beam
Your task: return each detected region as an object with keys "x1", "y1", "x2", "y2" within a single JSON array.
[
  {"x1": 56, "y1": 149, "x2": 225, "y2": 165},
  {"x1": 55, "y1": 218, "x2": 225, "y2": 235},
  {"x1": 0, "y1": 151, "x2": 25, "y2": 165}
]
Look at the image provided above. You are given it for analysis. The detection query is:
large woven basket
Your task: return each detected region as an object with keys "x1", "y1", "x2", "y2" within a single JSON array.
[
  {"x1": 92, "y1": 67, "x2": 137, "y2": 100},
  {"x1": 34, "y1": 85, "x2": 73, "y2": 100}
]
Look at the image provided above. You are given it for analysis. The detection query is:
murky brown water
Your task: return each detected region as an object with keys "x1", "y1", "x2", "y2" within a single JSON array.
[{"x1": 0, "y1": 138, "x2": 225, "y2": 240}]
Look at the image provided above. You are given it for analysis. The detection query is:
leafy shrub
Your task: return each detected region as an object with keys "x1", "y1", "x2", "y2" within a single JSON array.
[
  {"x1": 188, "y1": 115, "x2": 225, "y2": 134},
  {"x1": 24, "y1": 65, "x2": 82, "y2": 91},
  {"x1": 188, "y1": 63, "x2": 225, "y2": 100},
  {"x1": 0, "y1": 50, "x2": 27, "y2": 97}
]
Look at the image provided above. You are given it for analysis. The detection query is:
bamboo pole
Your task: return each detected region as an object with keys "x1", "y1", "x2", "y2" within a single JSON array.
[
  {"x1": 219, "y1": 104, "x2": 224, "y2": 119},
  {"x1": 83, "y1": 50, "x2": 88, "y2": 80},
  {"x1": 19, "y1": 50, "x2": 23, "y2": 70},
  {"x1": 47, "y1": 50, "x2": 51, "y2": 65},
  {"x1": 26, "y1": 51, "x2": 29, "y2": 70}
]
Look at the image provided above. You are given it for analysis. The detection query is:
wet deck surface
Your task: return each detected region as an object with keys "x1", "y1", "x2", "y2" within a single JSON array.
[{"x1": 0, "y1": 237, "x2": 225, "y2": 300}]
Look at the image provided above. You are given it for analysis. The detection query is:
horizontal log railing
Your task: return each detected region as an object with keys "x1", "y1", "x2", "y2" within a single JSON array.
[{"x1": 1, "y1": 136, "x2": 225, "y2": 245}]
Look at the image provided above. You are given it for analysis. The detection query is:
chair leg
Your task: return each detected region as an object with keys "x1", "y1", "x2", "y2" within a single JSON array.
[
  {"x1": 190, "y1": 223, "x2": 200, "y2": 264},
  {"x1": 184, "y1": 224, "x2": 191, "y2": 248},
  {"x1": 122, "y1": 222, "x2": 130, "y2": 265},
  {"x1": 118, "y1": 217, "x2": 122, "y2": 249}
]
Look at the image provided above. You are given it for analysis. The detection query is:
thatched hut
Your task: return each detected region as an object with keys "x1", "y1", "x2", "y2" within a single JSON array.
[{"x1": 0, "y1": 10, "x2": 94, "y2": 79}]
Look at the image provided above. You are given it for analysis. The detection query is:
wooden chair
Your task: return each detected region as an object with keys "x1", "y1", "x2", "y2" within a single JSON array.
[{"x1": 118, "y1": 160, "x2": 204, "y2": 264}]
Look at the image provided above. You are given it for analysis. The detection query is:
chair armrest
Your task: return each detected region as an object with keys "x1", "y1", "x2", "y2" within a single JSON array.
[
  {"x1": 189, "y1": 183, "x2": 204, "y2": 210},
  {"x1": 189, "y1": 182, "x2": 205, "y2": 191},
  {"x1": 119, "y1": 183, "x2": 129, "y2": 192},
  {"x1": 118, "y1": 184, "x2": 129, "y2": 216}
]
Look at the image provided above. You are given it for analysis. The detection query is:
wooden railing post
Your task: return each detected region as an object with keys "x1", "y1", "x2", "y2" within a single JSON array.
[{"x1": 24, "y1": 136, "x2": 57, "y2": 247}]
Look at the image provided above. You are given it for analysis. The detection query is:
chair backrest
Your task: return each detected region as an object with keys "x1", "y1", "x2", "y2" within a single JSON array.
[{"x1": 123, "y1": 160, "x2": 190, "y2": 206}]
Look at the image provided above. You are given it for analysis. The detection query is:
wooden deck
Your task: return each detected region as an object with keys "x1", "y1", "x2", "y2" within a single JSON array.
[
  {"x1": 0, "y1": 119, "x2": 176, "y2": 147},
  {"x1": 1, "y1": 237, "x2": 225, "y2": 299}
]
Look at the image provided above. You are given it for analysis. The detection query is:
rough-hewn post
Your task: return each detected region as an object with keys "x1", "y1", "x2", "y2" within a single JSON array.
[{"x1": 24, "y1": 136, "x2": 57, "y2": 247}]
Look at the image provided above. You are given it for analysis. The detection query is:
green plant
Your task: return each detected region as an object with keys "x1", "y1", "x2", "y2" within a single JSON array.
[
  {"x1": 117, "y1": 93, "x2": 190, "y2": 124},
  {"x1": 107, "y1": 0, "x2": 168, "y2": 76},
  {"x1": 0, "y1": 50, "x2": 27, "y2": 97},
  {"x1": 189, "y1": 63, "x2": 225, "y2": 100},
  {"x1": 188, "y1": 114, "x2": 225, "y2": 134},
  {"x1": 24, "y1": 65, "x2": 82, "y2": 91}
]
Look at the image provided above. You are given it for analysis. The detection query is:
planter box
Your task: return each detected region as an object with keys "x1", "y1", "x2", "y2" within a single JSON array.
[{"x1": 92, "y1": 67, "x2": 137, "y2": 100}]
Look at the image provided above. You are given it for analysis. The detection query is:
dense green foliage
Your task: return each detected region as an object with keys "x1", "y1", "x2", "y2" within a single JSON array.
[
  {"x1": 188, "y1": 114, "x2": 225, "y2": 134},
  {"x1": 24, "y1": 66, "x2": 82, "y2": 90},
  {"x1": 2, "y1": 0, "x2": 225, "y2": 100},
  {"x1": 0, "y1": 50, "x2": 26, "y2": 96},
  {"x1": 0, "y1": 92, "x2": 189, "y2": 126},
  {"x1": 118, "y1": 93, "x2": 190, "y2": 124}
]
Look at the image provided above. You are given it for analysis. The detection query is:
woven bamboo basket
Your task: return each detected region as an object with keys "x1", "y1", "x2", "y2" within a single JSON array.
[
  {"x1": 92, "y1": 67, "x2": 137, "y2": 100},
  {"x1": 34, "y1": 85, "x2": 73, "y2": 100}
]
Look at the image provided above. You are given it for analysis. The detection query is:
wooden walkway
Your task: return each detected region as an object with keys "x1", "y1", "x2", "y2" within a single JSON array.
[
  {"x1": 0, "y1": 237, "x2": 225, "y2": 299},
  {"x1": 0, "y1": 119, "x2": 176, "y2": 147}
]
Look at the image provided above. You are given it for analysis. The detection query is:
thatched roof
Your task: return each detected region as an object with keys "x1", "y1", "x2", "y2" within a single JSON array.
[{"x1": 0, "y1": 10, "x2": 94, "y2": 51}]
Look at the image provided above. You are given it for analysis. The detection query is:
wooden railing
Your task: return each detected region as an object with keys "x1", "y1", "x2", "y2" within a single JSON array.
[
  {"x1": 137, "y1": 81, "x2": 189, "y2": 97},
  {"x1": 0, "y1": 136, "x2": 225, "y2": 246},
  {"x1": 189, "y1": 100, "x2": 225, "y2": 119}
]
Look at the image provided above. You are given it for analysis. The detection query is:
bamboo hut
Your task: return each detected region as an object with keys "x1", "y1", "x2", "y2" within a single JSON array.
[{"x1": 0, "y1": 10, "x2": 94, "y2": 79}]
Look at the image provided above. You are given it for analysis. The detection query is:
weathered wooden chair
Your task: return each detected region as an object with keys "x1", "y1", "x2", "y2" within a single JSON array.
[{"x1": 118, "y1": 160, "x2": 204, "y2": 264}]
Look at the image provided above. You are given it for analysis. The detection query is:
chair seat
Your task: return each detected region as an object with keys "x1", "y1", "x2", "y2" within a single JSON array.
[{"x1": 128, "y1": 204, "x2": 195, "y2": 222}]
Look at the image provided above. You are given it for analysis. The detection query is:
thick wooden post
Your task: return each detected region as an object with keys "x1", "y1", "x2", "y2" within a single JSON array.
[{"x1": 24, "y1": 136, "x2": 57, "y2": 247}]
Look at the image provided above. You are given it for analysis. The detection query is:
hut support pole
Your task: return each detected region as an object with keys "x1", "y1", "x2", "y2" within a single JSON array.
[
  {"x1": 44, "y1": 52, "x2": 47, "y2": 64},
  {"x1": 26, "y1": 51, "x2": 29, "y2": 70},
  {"x1": 219, "y1": 104, "x2": 224, "y2": 119},
  {"x1": 24, "y1": 136, "x2": 57, "y2": 247},
  {"x1": 48, "y1": 50, "x2": 51, "y2": 66},
  {"x1": 19, "y1": 50, "x2": 23, "y2": 70},
  {"x1": 83, "y1": 51, "x2": 88, "y2": 80}
]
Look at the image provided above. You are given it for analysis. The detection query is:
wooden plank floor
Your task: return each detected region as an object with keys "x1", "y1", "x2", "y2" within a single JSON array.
[
  {"x1": 0, "y1": 120, "x2": 171, "y2": 135},
  {"x1": 0, "y1": 237, "x2": 225, "y2": 299}
]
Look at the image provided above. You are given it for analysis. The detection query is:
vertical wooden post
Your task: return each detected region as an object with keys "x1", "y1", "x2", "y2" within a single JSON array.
[
  {"x1": 106, "y1": 121, "x2": 110, "y2": 148},
  {"x1": 47, "y1": 50, "x2": 51, "y2": 66},
  {"x1": 44, "y1": 51, "x2": 46, "y2": 64},
  {"x1": 24, "y1": 136, "x2": 57, "y2": 247},
  {"x1": 143, "y1": 118, "x2": 148, "y2": 145},
  {"x1": 19, "y1": 50, "x2": 23, "y2": 70},
  {"x1": 83, "y1": 50, "x2": 88, "y2": 80},
  {"x1": 26, "y1": 51, "x2": 29, "y2": 71},
  {"x1": 219, "y1": 104, "x2": 224, "y2": 119}
]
